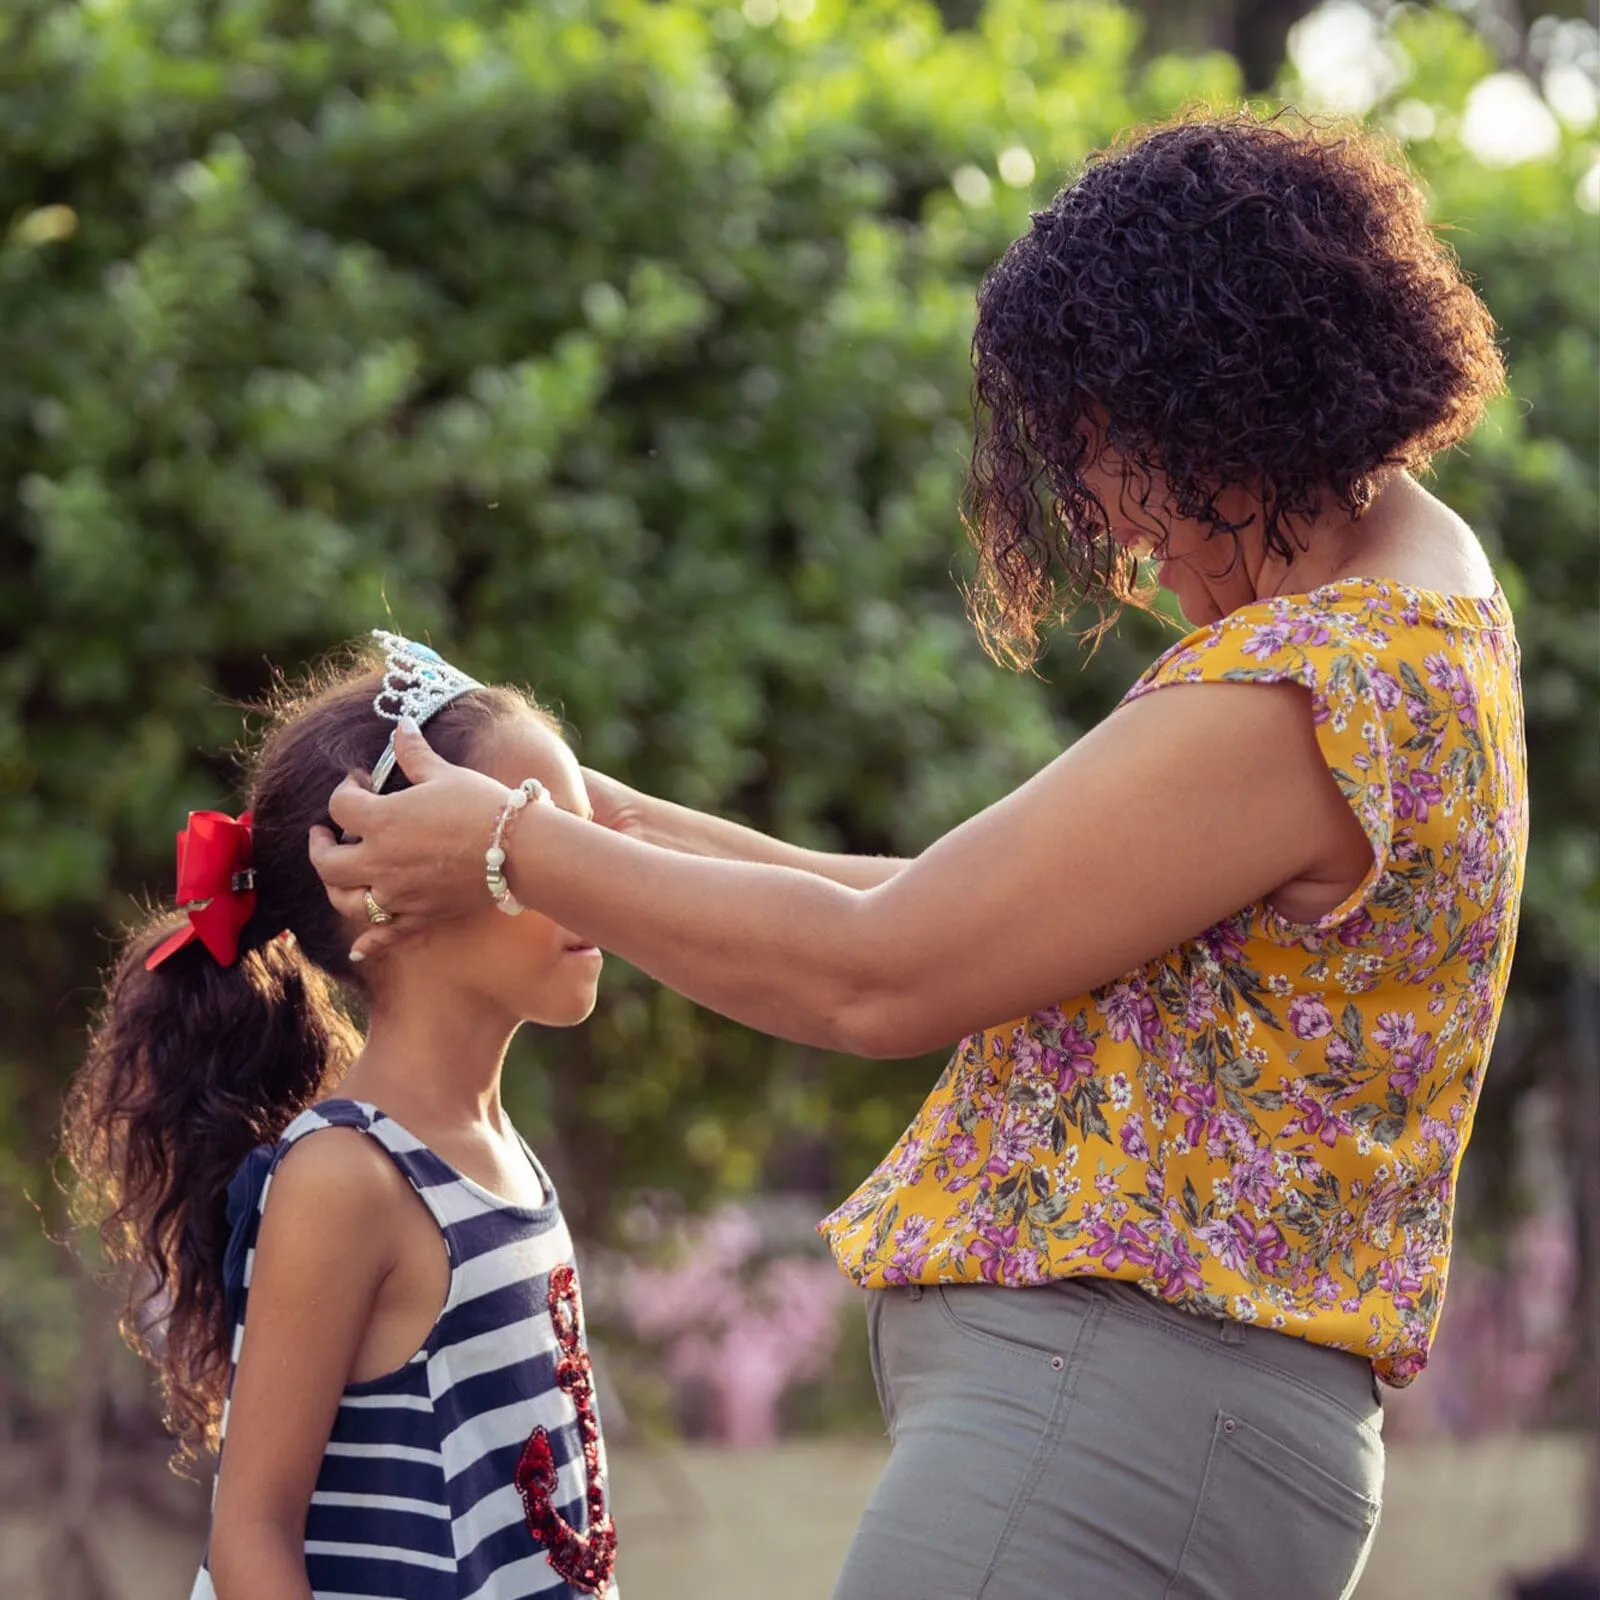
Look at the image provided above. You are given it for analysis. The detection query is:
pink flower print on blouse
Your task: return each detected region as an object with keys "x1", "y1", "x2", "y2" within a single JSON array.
[
  {"x1": 1376, "y1": 1252, "x2": 1429, "y2": 1311},
  {"x1": 1393, "y1": 766, "x2": 1444, "y2": 823},
  {"x1": 1424, "y1": 651, "x2": 1480, "y2": 727},
  {"x1": 882, "y1": 1214, "x2": 934, "y2": 1285},
  {"x1": 1458, "y1": 904, "x2": 1506, "y2": 968},
  {"x1": 941, "y1": 1131, "x2": 979, "y2": 1175},
  {"x1": 1198, "y1": 1216, "x2": 1246, "y2": 1274},
  {"x1": 1084, "y1": 1219, "x2": 1157, "y2": 1273},
  {"x1": 1288, "y1": 995, "x2": 1335, "y2": 1039},
  {"x1": 1230, "y1": 1142, "x2": 1279, "y2": 1210},
  {"x1": 1289, "y1": 1088, "x2": 1356, "y2": 1148},
  {"x1": 1172, "y1": 1078, "x2": 1222, "y2": 1152},
  {"x1": 983, "y1": 1109, "x2": 1042, "y2": 1181},
  {"x1": 1372, "y1": 1011, "x2": 1420, "y2": 1052},
  {"x1": 1150, "y1": 1229, "x2": 1206, "y2": 1297},
  {"x1": 1099, "y1": 980, "x2": 1161, "y2": 1051},
  {"x1": 1369, "y1": 667, "x2": 1404, "y2": 712},
  {"x1": 1324, "y1": 1033, "x2": 1360, "y2": 1073},
  {"x1": 966, "y1": 1222, "x2": 1019, "y2": 1283},
  {"x1": 1457, "y1": 827, "x2": 1493, "y2": 890},
  {"x1": 1288, "y1": 618, "x2": 1333, "y2": 648},
  {"x1": 1234, "y1": 1214, "x2": 1291, "y2": 1277},
  {"x1": 1044, "y1": 1026, "x2": 1098, "y2": 1093},
  {"x1": 1200, "y1": 917, "x2": 1249, "y2": 966},
  {"x1": 1374, "y1": 1010, "x2": 1438, "y2": 1095},
  {"x1": 964, "y1": 1225, "x2": 1046, "y2": 1285},
  {"x1": 1242, "y1": 621, "x2": 1293, "y2": 658},
  {"x1": 1181, "y1": 976, "x2": 1219, "y2": 1031},
  {"x1": 1119, "y1": 1113, "x2": 1151, "y2": 1162}
]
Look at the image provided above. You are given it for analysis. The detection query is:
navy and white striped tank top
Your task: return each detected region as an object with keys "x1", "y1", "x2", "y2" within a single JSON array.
[{"x1": 192, "y1": 1098, "x2": 619, "y2": 1600}]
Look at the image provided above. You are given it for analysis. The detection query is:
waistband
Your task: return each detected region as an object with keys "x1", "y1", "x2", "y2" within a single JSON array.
[{"x1": 1066, "y1": 1276, "x2": 1380, "y2": 1415}]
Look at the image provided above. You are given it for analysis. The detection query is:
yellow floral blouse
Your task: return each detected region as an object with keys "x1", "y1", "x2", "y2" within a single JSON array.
[{"x1": 821, "y1": 578, "x2": 1527, "y2": 1384}]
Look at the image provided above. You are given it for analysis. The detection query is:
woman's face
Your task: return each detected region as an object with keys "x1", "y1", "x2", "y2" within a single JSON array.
[
  {"x1": 394, "y1": 707, "x2": 604, "y2": 1028},
  {"x1": 1084, "y1": 444, "x2": 1254, "y2": 627}
]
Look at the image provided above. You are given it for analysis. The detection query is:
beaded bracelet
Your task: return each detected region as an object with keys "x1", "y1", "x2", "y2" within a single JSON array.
[{"x1": 486, "y1": 778, "x2": 546, "y2": 916}]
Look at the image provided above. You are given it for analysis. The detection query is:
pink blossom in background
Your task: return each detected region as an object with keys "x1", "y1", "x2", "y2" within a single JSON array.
[{"x1": 618, "y1": 1203, "x2": 855, "y2": 1446}]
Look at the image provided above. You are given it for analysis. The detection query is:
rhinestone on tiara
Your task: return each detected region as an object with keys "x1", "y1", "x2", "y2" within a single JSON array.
[{"x1": 368, "y1": 630, "x2": 484, "y2": 791}]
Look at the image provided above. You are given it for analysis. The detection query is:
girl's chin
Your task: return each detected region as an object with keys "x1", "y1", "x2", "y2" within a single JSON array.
[{"x1": 522, "y1": 989, "x2": 601, "y2": 1029}]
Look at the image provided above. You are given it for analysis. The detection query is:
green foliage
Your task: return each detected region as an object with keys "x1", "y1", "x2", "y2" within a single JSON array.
[
  {"x1": 0, "y1": 0, "x2": 1232, "y2": 1240},
  {"x1": 1, "y1": 0, "x2": 1594, "y2": 1411}
]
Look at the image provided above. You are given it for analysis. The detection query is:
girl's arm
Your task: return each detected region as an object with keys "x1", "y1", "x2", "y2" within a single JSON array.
[
  {"x1": 315, "y1": 680, "x2": 1369, "y2": 1058},
  {"x1": 207, "y1": 1131, "x2": 401, "y2": 1600},
  {"x1": 581, "y1": 768, "x2": 908, "y2": 889}
]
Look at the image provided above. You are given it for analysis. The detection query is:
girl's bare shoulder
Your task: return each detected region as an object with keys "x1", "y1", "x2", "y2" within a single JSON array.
[{"x1": 255, "y1": 1126, "x2": 409, "y2": 1272}]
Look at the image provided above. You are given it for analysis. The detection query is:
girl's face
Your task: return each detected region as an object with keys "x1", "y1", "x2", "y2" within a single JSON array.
[{"x1": 393, "y1": 707, "x2": 603, "y2": 1028}]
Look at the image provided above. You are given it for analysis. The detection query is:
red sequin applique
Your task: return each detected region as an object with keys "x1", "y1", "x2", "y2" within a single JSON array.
[{"x1": 514, "y1": 1263, "x2": 617, "y2": 1595}]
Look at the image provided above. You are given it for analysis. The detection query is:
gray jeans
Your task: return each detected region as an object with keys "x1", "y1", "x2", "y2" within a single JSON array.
[{"x1": 834, "y1": 1278, "x2": 1384, "y2": 1600}]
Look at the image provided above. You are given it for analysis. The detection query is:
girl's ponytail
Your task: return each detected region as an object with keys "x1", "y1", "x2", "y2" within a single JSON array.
[{"x1": 63, "y1": 915, "x2": 358, "y2": 1468}]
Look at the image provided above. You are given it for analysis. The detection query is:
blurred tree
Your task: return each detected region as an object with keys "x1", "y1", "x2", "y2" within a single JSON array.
[
  {"x1": 0, "y1": 0, "x2": 1234, "y2": 1365},
  {"x1": 0, "y1": 0, "x2": 1594, "y2": 1490}
]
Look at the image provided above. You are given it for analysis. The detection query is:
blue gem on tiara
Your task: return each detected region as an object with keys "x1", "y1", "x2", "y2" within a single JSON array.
[{"x1": 369, "y1": 630, "x2": 484, "y2": 791}]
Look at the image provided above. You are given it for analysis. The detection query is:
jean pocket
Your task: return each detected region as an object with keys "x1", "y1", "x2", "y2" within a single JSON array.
[
  {"x1": 1166, "y1": 1410, "x2": 1381, "y2": 1600},
  {"x1": 934, "y1": 1284, "x2": 1083, "y2": 1368}
]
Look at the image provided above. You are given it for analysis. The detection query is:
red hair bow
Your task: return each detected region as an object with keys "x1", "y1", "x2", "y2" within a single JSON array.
[{"x1": 145, "y1": 810, "x2": 258, "y2": 971}]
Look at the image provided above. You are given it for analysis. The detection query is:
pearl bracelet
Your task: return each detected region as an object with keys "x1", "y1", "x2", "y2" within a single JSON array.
[{"x1": 486, "y1": 778, "x2": 545, "y2": 915}]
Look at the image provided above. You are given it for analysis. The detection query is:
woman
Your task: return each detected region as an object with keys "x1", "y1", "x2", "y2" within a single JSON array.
[{"x1": 312, "y1": 112, "x2": 1526, "y2": 1599}]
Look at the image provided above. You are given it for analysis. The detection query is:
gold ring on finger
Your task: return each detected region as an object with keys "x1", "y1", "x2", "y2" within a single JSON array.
[{"x1": 363, "y1": 888, "x2": 395, "y2": 926}]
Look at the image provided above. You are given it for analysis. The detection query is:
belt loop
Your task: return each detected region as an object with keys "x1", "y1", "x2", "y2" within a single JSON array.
[
  {"x1": 1219, "y1": 1317, "x2": 1246, "y2": 1346},
  {"x1": 908, "y1": 1285, "x2": 924, "y2": 1302}
]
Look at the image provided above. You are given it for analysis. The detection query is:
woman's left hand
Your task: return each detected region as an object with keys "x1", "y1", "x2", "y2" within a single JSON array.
[{"x1": 309, "y1": 721, "x2": 513, "y2": 958}]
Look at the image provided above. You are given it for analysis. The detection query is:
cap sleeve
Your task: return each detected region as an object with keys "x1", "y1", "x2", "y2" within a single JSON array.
[{"x1": 1123, "y1": 604, "x2": 1396, "y2": 933}]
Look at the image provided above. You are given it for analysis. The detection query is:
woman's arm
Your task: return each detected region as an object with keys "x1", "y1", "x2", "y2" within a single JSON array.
[
  {"x1": 207, "y1": 1132, "x2": 399, "y2": 1600},
  {"x1": 314, "y1": 681, "x2": 1368, "y2": 1058},
  {"x1": 582, "y1": 767, "x2": 908, "y2": 889}
]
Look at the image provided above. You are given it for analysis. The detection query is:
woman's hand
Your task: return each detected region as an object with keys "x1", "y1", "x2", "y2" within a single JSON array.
[
  {"x1": 308, "y1": 720, "x2": 512, "y2": 958},
  {"x1": 580, "y1": 766, "x2": 650, "y2": 839}
]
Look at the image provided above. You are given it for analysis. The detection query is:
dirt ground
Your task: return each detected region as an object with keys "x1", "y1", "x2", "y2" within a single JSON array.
[{"x1": 0, "y1": 1433, "x2": 1589, "y2": 1599}]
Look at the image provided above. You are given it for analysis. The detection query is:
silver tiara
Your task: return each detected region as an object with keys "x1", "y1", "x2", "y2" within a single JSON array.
[{"x1": 369, "y1": 630, "x2": 484, "y2": 791}]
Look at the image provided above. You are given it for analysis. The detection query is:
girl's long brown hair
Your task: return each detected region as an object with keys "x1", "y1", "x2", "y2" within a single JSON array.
[{"x1": 62, "y1": 649, "x2": 538, "y2": 1470}]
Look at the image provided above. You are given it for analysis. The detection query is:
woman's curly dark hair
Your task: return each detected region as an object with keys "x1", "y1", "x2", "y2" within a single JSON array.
[{"x1": 964, "y1": 108, "x2": 1505, "y2": 665}]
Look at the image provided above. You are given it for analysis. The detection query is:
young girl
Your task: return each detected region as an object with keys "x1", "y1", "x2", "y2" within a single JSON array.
[{"x1": 63, "y1": 634, "x2": 619, "y2": 1600}]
